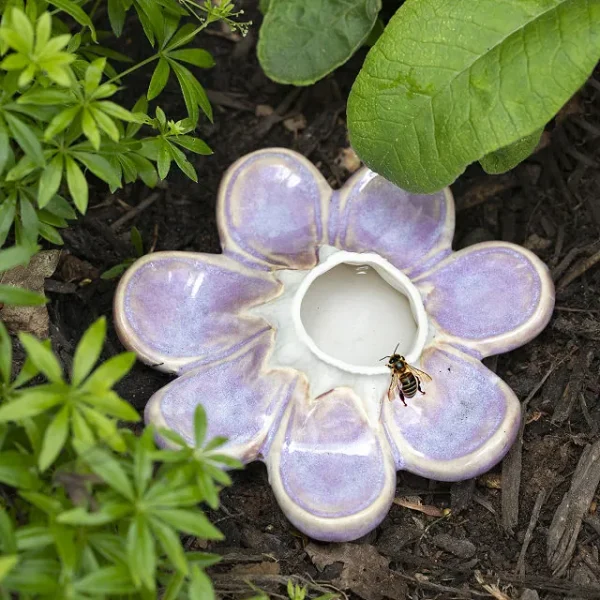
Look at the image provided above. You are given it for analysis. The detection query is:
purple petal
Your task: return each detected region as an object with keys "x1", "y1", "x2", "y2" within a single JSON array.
[
  {"x1": 415, "y1": 242, "x2": 554, "y2": 358},
  {"x1": 383, "y1": 345, "x2": 521, "y2": 481},
  {"x1": 217, "y1": 149, "x2": 331, "y2": 270},
  {"x1": 114, "y1": 252, "x2": 280, "y2": 374},
  {"x1": 331, "y1": 168, "x2": 454, "y2": 277},
  {"x1": 267, "y1": 388, "x2": 396, "y2": 542},
  {"x1": 145, "y1": 331, "x2": 300, "y2": 462}
]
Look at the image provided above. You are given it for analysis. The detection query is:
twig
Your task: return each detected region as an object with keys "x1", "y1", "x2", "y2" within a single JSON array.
[
  {"x1": 515, "y1": 487, "x2": 548, "y2": 575},
  {"x1": 558, "y1": 247, "x2": 600, "y2": 290},
  {"x1": 547, "y1": 440, "x2": 600, "y2": 576},
  {"x1": 110, "y1": 193, "x2": 161, "y2": 232},
  {"x1": 501, "y1": 360, "x2": 562, "y2": 533}
]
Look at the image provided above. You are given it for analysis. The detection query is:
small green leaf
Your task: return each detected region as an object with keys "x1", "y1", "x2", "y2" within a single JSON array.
[
  {"x1": 72, "y1": 317, "x2": 106, "y2": 386},
  {"x1": 100, "y1": 263, "x2": 129, "y2": 279},
  {"x1": 131, "y1": 226, "x2": 143, "y2": 256},
  {"x1": 45, "y1": 106, "x2": 80, "y2": 141},
  {"x1": 155, "y1": 509, "x2": 223, "y2": 540},
  {"x1": 193, "y1": 405, "x2": 207, "y2": 447},
  {"x1": 258, "y1": 0, "x2": 381, "y2": 85},
  {"x1": 45, "y1": 195, "x2": 76, "y2": 220},
  {"x1": 168, "y1": 48, "x2": 214, "y2": 68},
  {"x1": 0, "y1": 508, "x2": 16, "y2": 553},
  {"x1": 189, "y1": 566, "x2": 215, "y2": 600},
  {"x1": 0, "y1": 451, "x2": 37, "y2": 488},
  {"x1": 73, "y1": 440, "x2": 135, "y2": 500},
  {"x1": 83, "y1": 390, "x2": 139, "y2": 421},
  {"x1": 38, "y1": 154, "x2": 63, "y2": 209},
  {"x1": 150, "y1": 517, "x2": 188, "y2": 575},
  {"x1": 0, "y1": 245, "x2": 32, "y2": 272},
  {"x1": 48, "y1": 0, "x2": 96, "y2": 41},
  {"x1": 38, "y1": 222, "x2": 64, "y2": 246},
  {"x1": 84, "y1": 58, "x2": 105, "y2": 95},
  {"x1": 0, "y1": 322, "x2": 11, "y2": 385},
  {"x1": 96, "y1": 100, "x2": 138, "y2": 122},
  {"x1": 0, "y1": 197, "x2": 16, "y2": 247},
  {"x1": 108, "y1": 0, "x2": 127, "y2": 36},
  {"x1": 157, "y1": 138, "x2": 172, "y2": 179},
  {"x1": 0, "y1": 128, "x2": 10, "y2": 175},
  {"x1": 148, "y1": 58, "x2": 170, "y2": 101},
  {"x1": 18, "y1": 196, "x2": 38, "y2": 248},
  {"x1": 127, "y1": 515, "x2": 156, "y2": 591},
  {"x1": 172, "y1": 135, "x2": 212, "y2": 155},
  {"x1": 74, "y1": 151, "x2": 121, "y2": 189},
  {"x1": 480, "y1": 129, "x2": 544, "y2": 174},
  {"x1": 38, "y1": 405, "x2": 70, "y2": 471},
  {"x1": 65, "y1": 156, "x2": 88, "y2": 213},
  {"x1": 74, "y1": 565, "x2": 136, "y2": 595},
  {"x1": 81, "y1": 108, "x2": 101, "y2": 150},
  {"x1": 5, "y1": 113, "x2": 44, "y2": 167},
  {"x1": 0, "y1": 555, "x2": 18, "y2": 582},
  {"x1": 81, "y1": 352, "x2": 136, "y2": 391},
  {"x1": 19, "y1": 333, "x2": 62, "y2": 382},
  {"x1": 169, "y1": 143, "x2": 197, "y2": 181},
  {"x1": 79, "y1": 405, "x2": 126, "y2": 452}
]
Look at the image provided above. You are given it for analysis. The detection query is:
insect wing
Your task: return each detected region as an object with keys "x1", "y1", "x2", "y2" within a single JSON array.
[
  {"x1": 407, "y1": 364, "x2": 432, "y2": 382},
  {"x1": 387, "y1": 373, "x2": 401, "y2": 401}
]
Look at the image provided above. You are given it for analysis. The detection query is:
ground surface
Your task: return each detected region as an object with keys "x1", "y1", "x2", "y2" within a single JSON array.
[{"x1": 44, "y1": 2, "x2": 600, "y2": 599}]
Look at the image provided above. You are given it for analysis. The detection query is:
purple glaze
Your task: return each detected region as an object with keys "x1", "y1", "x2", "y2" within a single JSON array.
[
  {"x1": 334, "y1": 168, "x2": 453, "y2": 277},
  {"x1": 384, "y1": 345, "x2": 516, "y2": 481},
  {"x1": 218, "y1": 151, "x2": 329, "y2": 270},
  {"x1": 114, "y1": 148, "x2": 555, "y2": 543},
  {"x1": 116, "y1": 253, "x2": 280, "y2": 373},
  {"x1": 280, "y1": 388, "x2": 387, "y2": 518},
  {"x1": 416, "y1": 243, "x2": 553, "y2": 357},
  {"x1": 150, "y1": 331, "x2": 298, "y2": 462}
]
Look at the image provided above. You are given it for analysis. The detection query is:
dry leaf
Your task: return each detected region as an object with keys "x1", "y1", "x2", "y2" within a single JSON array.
[
  {"x1": 335, "y1": 147, "x2": 362, "y2": 173},
  {"x1": 283, "y1": 114, "x2": 307, "y2": 134},
  {"x1": 393, "y1": 496, "x2": 445, "y2": 517},
  {"x1": 305, "y1": 543, "x2": 407, "y2": 600},
  {"x1": 474, "y1": 571, "x2": 512, "y2": 600},
  {"x1": 478, "y1": 473, "x2": 502, "y2": 490},
  {"x1": 0, "y1": 250, "x2": 60, "y2": 338}
]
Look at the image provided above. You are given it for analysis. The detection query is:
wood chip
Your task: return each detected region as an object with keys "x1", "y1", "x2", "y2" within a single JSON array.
[
  {"x1": 393, "y1": 496, "x2": 446, "y2": 517},
  {"x1": 547, "y1": 441, "x2": 600, "y2": 576}
]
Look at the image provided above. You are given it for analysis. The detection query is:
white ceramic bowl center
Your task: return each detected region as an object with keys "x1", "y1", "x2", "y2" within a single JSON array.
[{"x1": 301, "y1": 265, "x2": 417, "y2": 369}]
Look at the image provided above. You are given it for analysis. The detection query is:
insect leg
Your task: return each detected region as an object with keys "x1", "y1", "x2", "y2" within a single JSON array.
[
  {"x1": 417, "y1": 377, "x2": 426, "y2": 395},
  {"x1": 398, "y1": 389, "x2": 407, "y2": 406}
]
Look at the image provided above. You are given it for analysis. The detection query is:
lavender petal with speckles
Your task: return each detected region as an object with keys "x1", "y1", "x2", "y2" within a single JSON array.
[
  {"x1": 267, "y1": 388, "x2": 396, "y2": 542},
  {"x1": 113, "y1": 148, "x2": 556, "y2": 544},
  {"x1": 333, "y1": 168, "x2": 454, "y2": 277},
  {"x1": 145, "y1": 331, "x2": 301, "y2": 462},
  {"x1": 383, "y1": 345, "x2": 521, "y2": 481},
  {"x1": 415, "y1": 242, "x2": 555, "y2": 358},
  {"x1": 114, "y1": 252, "x2": 281, "y2": 374},
  {"x1": 217, "y1": 150, "x2": 331, "y2": 270}
]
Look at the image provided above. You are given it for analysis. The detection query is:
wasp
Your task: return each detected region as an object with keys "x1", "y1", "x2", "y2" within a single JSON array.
[{"x1": 380, "y1": 344, "x2": 432, "y2": 406}]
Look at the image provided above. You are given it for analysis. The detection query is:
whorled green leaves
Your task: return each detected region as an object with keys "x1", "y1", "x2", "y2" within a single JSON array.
[
  {"x1": 258, "y1": 0, "x2": 381, "y2": 85},
  {"x1": 348, "y1": 0, "x2": 600, "y2": 193}
]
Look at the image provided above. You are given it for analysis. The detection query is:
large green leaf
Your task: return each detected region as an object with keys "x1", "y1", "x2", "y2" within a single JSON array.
[
  {"x1": 348, "y1": 0, "x2": 600, "y2": 193},
  {"x1": 258, "y1": 0, "x2": 381, "y2": 85},
  {"x1": 480, "y1": 128, "x2": 544, "y2": 174}
]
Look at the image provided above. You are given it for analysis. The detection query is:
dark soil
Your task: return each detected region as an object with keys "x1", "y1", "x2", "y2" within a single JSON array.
[{"x1": 45, "y1": 2, "x2": 600, "y2": 598}]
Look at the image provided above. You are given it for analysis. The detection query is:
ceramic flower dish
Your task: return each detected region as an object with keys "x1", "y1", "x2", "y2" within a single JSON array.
[{"x1": 114, "y1": 148, "x2": 555, "y2": 542}]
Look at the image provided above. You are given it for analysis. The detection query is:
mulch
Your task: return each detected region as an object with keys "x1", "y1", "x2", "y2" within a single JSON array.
[{"x1": 42, "y1": 2, "x2": 600, "y2": 598}]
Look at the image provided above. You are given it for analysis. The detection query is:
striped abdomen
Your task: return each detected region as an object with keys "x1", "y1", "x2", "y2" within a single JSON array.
[{"x1": 400, "y1": 372, "x2": 418, "y2": 398}]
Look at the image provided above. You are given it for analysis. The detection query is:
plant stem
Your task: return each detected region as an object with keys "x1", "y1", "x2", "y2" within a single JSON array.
[{"x1": 106, "y1": 21, "x2": 211, "y2": 86}]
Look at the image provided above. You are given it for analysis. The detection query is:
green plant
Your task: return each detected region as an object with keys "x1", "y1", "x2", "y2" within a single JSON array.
[
  {"x1": 258, "y1": 0, "x2": 600, "y2": 192},
  {"x1": 101, "y1": 225, "x2": 144, "y2": 280},
  {"x1": 0, "y1": 0, "x2": 248, "y2": 265},
  {"x1": 0, "y1": 316, "x2": 241, "y2": 598}
]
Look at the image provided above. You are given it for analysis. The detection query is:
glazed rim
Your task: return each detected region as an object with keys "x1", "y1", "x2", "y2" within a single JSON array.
[{"x1": 291, "y1": 250, "x2": 428, "y2": 376}]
